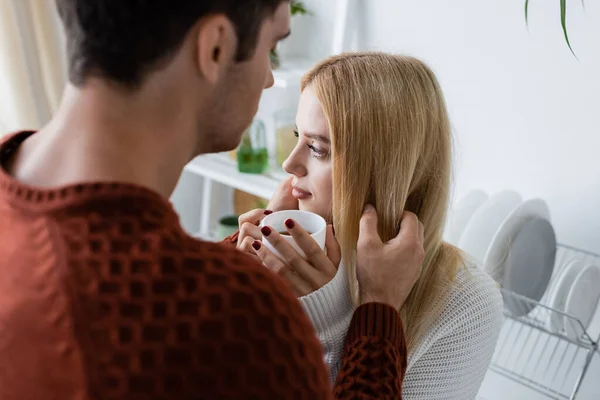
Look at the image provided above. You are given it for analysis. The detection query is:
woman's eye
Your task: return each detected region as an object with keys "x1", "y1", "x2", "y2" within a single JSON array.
[
  {"x1": 307, "y1": 143, "x2": 328, "y2": 159},
  {"x1": 293, "y1": 130, "x2": 299, "y2": 138}
]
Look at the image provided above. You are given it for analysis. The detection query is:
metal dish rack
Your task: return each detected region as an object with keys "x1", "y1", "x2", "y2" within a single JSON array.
[{"x1": 489, "y1": 244, "x2": 600, "y2": 399}]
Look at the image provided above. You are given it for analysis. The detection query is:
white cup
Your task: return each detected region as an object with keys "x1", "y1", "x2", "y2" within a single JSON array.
[{"x1": 260, "y1": 210, "x2": 327, "y2": 260}]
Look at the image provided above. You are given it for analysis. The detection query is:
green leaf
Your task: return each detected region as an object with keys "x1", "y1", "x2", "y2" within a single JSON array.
[
  {"x1": 560, "y1": 0, "x2": 577, "y2": 57},
  {"x1": 525, "y1": 0, "x2": 530, "y2": 25},
  {"x1": 291, "y1": 1, "x2": 308, "y2": 16},
  {"x1": 270, "y1": 50, "x2": 280, "y2": 69}
]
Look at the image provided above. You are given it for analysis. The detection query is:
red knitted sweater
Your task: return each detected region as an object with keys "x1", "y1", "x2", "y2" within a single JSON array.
[{"x1": 0, "y1": 131, "x2": 407, "y2": 399}]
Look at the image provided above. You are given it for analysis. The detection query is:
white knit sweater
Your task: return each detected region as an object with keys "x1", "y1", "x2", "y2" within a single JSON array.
[{"x1": 299, "y1": 262, "x2": 504, "y2": 399}]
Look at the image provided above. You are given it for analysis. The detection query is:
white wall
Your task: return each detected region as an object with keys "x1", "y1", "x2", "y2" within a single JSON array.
[
  {"x1": 360, "y1": 0, "x2": 600, "y2": 255},
  {"x1": 293, "y1": 0, "x2": 600, "y2": 255}
]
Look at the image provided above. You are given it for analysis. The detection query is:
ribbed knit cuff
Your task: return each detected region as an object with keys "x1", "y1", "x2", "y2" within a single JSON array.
[
  {"x1": 346, "y1": 303, "x2": 403, "y2": 346},
  {"x1": 299, "y1": 264, "x2": 354, "y2": 335}
]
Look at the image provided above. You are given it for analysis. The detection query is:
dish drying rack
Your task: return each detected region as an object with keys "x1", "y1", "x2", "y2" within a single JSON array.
[{"x1": 489, "y1": 244, "x2": 600, "y2": 399}]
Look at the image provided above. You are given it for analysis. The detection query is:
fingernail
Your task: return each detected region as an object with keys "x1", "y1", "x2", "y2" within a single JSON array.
[
  {"x1": 363, "y1": 204, "x2": 375, "y2": 213},
  {"x1": 264, "y1": 210, "x2": 273, "y2": 215},
  {"x1": 285, "y1": 219, "x2": 295, "y2": 229},
  {"x1": 252, "y1": 241, "x2": 262, "y2": 251},
  {"x1": 261, "y1": 226, "x2": 272, "y2": 237}
]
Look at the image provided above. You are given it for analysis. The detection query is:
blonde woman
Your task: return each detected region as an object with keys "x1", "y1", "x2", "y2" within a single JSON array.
[{"x1": 228, "y1": 53, "x2": 503, "y2": 399}]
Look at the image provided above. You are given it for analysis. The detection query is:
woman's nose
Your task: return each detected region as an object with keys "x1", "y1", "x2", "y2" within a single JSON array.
[{"x1": 283, "y1": 149, "x2": 307, "y2": 178}]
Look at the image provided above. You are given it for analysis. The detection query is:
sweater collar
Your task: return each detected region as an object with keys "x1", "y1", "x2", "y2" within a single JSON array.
[{"x1": 0, "y1": 131, "x2": 177, "y2": 218}]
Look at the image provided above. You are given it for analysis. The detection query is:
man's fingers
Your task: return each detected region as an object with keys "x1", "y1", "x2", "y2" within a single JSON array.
[
  {"x1": 390, "y1": 211, "x2": 420, "y2": 244},
  {"x1": 238, "y1": 209, "x2": 271, "y2": 228},
  {"x1": 325, "y1": 225, "x2": 342, "y2": 268},
  {"x1": 358, "y1": 204, "x2": 382, "y2": 250}
]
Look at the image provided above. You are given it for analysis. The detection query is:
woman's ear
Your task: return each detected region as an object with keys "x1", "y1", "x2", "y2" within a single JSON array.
[{"x1": 195, "y1": 15, "x2": 237, "y2": 84}]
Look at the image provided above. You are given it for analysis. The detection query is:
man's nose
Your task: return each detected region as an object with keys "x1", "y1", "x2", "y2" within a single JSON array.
[{"x1": 264, "y1": 70, "x2": 275, "y2": 89}]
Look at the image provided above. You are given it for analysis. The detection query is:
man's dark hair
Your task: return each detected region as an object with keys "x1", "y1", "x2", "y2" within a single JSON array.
[{"x1": 56, "y1": 0, "x2": 286, "y2": 87}]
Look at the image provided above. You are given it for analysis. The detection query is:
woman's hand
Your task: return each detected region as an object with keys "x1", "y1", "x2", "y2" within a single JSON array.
[
  {"x1": 251, "y1": 220, "x2": 341, "y2": 297},
  {"x1": 236, "y1": 209, "x2": 271, "y2": 259},
  {"x1": 236, "y1": 177, "x2": 299, "y2": 257},
  {"x1": 356, "y1": 205, "x2": 425, "y2": 309},
  {"x1": 267, "y1": 176, "x2": 298, "y2": 212}
]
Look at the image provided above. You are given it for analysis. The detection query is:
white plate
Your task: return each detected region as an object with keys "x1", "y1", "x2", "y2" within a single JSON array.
[
  {"x1": 446, "y1": 190, "x2": 489, "y2": 246},
  {"x1": 502, "y1": 218, "x2": 556, "y2": 317},
  {"x1": 483, "y1": 199, "x2": 550, "y2": 283},
  {"x1": 545, "y1": 259, "x2": 586, "y2": 333},
  {"x1": 458, "y1": 190, "x2": 522, "y2": 264},
  {"x1": 564, "y1": 264, "x2": 600, "y2": 340}
]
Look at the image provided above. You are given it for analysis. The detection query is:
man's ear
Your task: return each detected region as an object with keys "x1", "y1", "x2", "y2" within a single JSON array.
[{"x1": 195, "y1": 15, "x2": 238, "y2": 84}]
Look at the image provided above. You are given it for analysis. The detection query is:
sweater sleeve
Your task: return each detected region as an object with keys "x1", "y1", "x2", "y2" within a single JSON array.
[
  {"x1": 334, "y1": 303, "x2": 407, "y2": 399},
  {"x1": 219, "y1": 246, "x2": 409, "y2": 399},
  {"x1": 221, "y1": 221, "x2": 258, "y2": 247},
  {"x1": 202, "y1": 251, "x2": 408, "y2": 400},
  {"x1": 402, "y1": 267, "x2": 503, "y2": 399},
  {"x1": 221, "y1": 230, "x2": 239, "y2": 246}
]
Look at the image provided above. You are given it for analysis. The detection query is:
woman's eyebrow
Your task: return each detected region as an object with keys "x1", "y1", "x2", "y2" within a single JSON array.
[{"x1": 303, "y1": 132, "x2": 330, "y2": 144}]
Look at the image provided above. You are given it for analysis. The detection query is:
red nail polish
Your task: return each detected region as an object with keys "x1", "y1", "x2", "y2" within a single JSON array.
[
  {"x1": 252, "y1": 241, "x2": 262, "y2": 251},
  {"x1": 261, "y1": 226, "x2": 272, "y2": 236},
  {"x1": 285, "y1": 219, "x2": 295, "y2": 229},
  {"x1": 264, "y1": 210, "x2": 273, "y2": 215}
]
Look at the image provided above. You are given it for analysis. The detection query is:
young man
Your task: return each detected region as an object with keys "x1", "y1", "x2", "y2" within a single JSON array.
[{"x1": 0, "y1": 1, "x2": 424, "y2": 398}]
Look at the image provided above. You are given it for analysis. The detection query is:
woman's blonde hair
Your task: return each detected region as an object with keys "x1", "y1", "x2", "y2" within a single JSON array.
[{"x1": 301, "y1": 52, "x2": 464, "y2": 352}]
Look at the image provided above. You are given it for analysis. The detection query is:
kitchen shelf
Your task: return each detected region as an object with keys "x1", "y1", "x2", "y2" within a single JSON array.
[
  {"x1": 184, "y1": 154, "x2": 288, "y2": 235},
  {"x1": 185, "y1": 154, "x2": 285, "y2": 200}
]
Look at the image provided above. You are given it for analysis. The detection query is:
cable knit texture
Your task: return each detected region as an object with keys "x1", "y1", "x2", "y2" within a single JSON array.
[
  {"x1": 334, "y1": 303, "x2": 406, "y2": 399},
  {"x1": 0, "y1": 131, "x2": 409, "y2": 400},
  {"x1": 299, "y1": 264, "x2": 355, "y2": 379},
  {"x1": 301, "y1": 261, "x2": 504, "y2": 399}
]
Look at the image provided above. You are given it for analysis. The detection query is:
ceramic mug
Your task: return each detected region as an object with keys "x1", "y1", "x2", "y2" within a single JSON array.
[{"x1": 260, "y1": 210, "x2": 327, "y2": 260}]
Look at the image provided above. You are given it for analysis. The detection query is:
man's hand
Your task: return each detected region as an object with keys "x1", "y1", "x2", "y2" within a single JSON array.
[{"x1": 356, "y1": 205, "x2": 425, "y2": 309}]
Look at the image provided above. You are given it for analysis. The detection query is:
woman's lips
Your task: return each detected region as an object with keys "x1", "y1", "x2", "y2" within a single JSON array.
[{"x1": 292, "y1": 186, "x2": 312, "y2": 200}]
